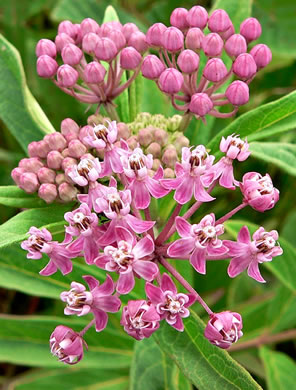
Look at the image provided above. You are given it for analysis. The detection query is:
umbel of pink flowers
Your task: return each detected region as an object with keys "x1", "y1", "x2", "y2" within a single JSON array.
[{"x1": 19, "y1": 119, "x2": 282, "y2": 365}]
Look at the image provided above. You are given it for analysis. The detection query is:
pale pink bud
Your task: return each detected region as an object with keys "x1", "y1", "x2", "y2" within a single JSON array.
[
  {"x1": 186, "y1": 6, "x2": 208, "y2": 29},
  {"x1": 36, "y1": 140, "x2": 51, "y2": 158},
  {"x1": 162, "y1": 27, "x2": 184, "y2": 52},
  {"x1": 11, "y1": 167, "x2": 26, "y2": 186},
  {"x1": 208, "y1": 9, "x2": 232, "y2": 33},
  {"x1": 164, "y1": 167, "x2": 175, "y2": 178},
  {"x1": 127, "y1": 136, "x2": 138, "y2": 150},
  {"x1": 62, "y1": 148, "x2": 70, "y2": 158},
  {"x1": 154, "y1": 129, "x2": 168, "y2": 146},
  {"x1": 61, "y1": 118, "x2": 80, "y2": 138},
  {"x1": 250, "y1": 44, "x2": 272, "y2": 69},
  {"x1": 38, "y1": 183, "x2": 57, "y2": 203},
  {"x1": 80, "y1": 18, "x2": 100, "y2": 36},
  {"x1": 58, "y1": 20, "x2": 77, "y2": 39},
  {"x1": 55, "y1": 173, "x2": 67, "y2": 185},
  {"x1": 79, "y1": 125, "x2": 92, "y2": 145},
  {"x1": 82, "y1": 33, "x2": 100, "y2": 54},
  {"x1": 57, "y1": 65, "x2": 79, "y2": 88},
  {"x1": 19, "y1": 158, "x2": 44, "y2": 173},
  {"x1": 36, "y1": 55, "x2": 58, "y2": 78},
  {"x1": 123, "y1": 23, "x2": 139, "y2": 40},
  {"x1": 55, "y1": 33, "x2": 75, "y2": 52},
  {"x1": 117, "y1": 123, "x2": 130, "y2": 140},
  {"x1": 138, "y1": 128, "x2": 154, "y2": 146},
  {"x1": 152, "y1": 159, "x2": 161, "y2": 171},
  {"x1": 61, "y1": 43, "x2": 83, "y2": 66},
  {"x1": 101, "y1": 21, "x2": 122, "y2": 36},
  {"x1": 47, "y1": 151, "x2": 64, "y2": 170},
  {"x1": 105, "y1": 29, "x2": 126, "y2": 50},
  {"x1": 177, "y1": 49, "x2": 200, "y2": 74},
  {"x1": 189, "y1": 93, "x2": 213, "y2": 116},
  {"x1": 203, "y1": 58, "x2": 227, "y2": 82},
  {"x1": 128, "y1": 32, "x2": 148, "y2": 53},
  {"x1": 68, "y1": 140, "x2": 87, "y2": 158},
  {"x1": 28, "y1": 142, "x2": 39, "y2": 157},
  {"x1": 202, "y1": 33, "x2": 224, "y2": 57},
  {"x1": 170, "y1": 8, "x2": 189, "y2": 30},
  {"x1": 225, "y1": 34, "x2": 247, "y2": 57},
  {"x1": 159, "y1": 68, "x2": 184, "y2": 94},
  {"x1": 74, "y1": 24, "x2": 82, "y2": 45},
  {"x1": 58, "y1": 182, "x2": 78, "y2": 202},
  {"x1": 94, "y1": 37, "x2": 118, "y2": 62},
  {"x1": 146, "y1": 142, "x2": 161, "y2": 158},
  {"x1": 36, "y1": 39, "x2": 57, "y2": 58},
  {"x1": 220, "y1": 23, "x2": 235, "y2": 41},
  {"x1": 162, "y1": 146, "x2": 178, "y2": 168},
  {"x1": 19, "y1": 172, "x2": 39, "y2": 193},
  {"x1": 37, "y1": 168, "x2": 56, "y2": 184},
  {"x1": 240, "y1": 18, "x2": 262, "y2": 42},
  {"x1": 83, "y1": 61, "x2": 106, "y2": 83},
  {"x1": 226, "y1": 80, "x2": 249, "y2": 105},
  {"x1": 50, "y1": 325, "x2": 85, "y2": 365},
  {"x1": 62, "y1": 157, "x2": 78, "y2": 171},
  {"x1": 120, "y1": 47, "x2": 142, "y2": 70},
  {"x1": 141, "y1": 55, "x2": 165, "y2": 80},
  {"x1": 45, "y1": 132, "x2": 67, "y2": 151},
  {"x1": 185, "y1": 28, "x2": 204, "y2": 50},
  {"x1": 175, "y1": 135, "x2": 189, "y2": 152},
  {"x1": 233, "y1": 53, "x2": 257, "y2": 79},
  {"x1": 146, "y1": 23, "x2": 167, "y2": 47}
]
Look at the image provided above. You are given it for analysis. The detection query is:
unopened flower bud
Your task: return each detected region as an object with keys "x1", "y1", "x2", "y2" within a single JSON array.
[
  {"x1": 233, "y1": 53, "x2": 257, "y2": 79},
  {"x1": 162, "y1": 27, "x2": 184, "y2": 52},
  {"x1": 175, "y1": 135, "x2": 190, "y2": 152},
  {"x1": 127, "y1": 136, "x2": 138, "y2": 150},
  {"x1": 62, "y1": 148, "x2": 70, "y2": 158},
  {"x1": 36, "y1": 140, "x2": 51, "y2": 158},
  {"x1": 61, "y1": 118, "x2": 80, "y2": 138},
  {"x1": 37, "y1": 168, "x2": 56, "y2": 184},
  {"x1": 138, "y1": 128, "x2": 154, "y2": 147},
  {"x1": 152, "y1": 159, "x2": 161, "y2": 171},
  {"x1": 19, "y1": 158, "x2": 44, "y2": 173},
  {"x1": 164, "y1": 167, "x2": 175, "y2": 178},
  {"x1": 55, "y1": 33, "x2": 75, "y2": 52},
  {"x1": 36, "y1": 39, "x2": 57, "y2": 58},
  {"x1": 177, "y1": 49, "x2": 200, "y2": 74},
  {"x1": 57, "y1": 65, "x2": 79, "y2": 88},
  {"x1": 240, "y1": 18, "x2": 262, "y2": 42},
  {"x1": 68, "y1": 139, "x2": 87, "y2": 158},
  {"x1": 117, "y1": 122, "x2": 130, "y2": 140},
  {"x1": 58, "y1": 20, "x2": 77, "y2": 39},
  {"x1": 189, "y1": 93, "x2": 213, "y2": 116},
  {"x1": 146, "y1": 23, "x2": 167, "y2": 47},
  {"x1": 101, "y1": 21, "x2": 122, "y2": 36},
  {"x1": 58, "y1": 182, "x2": 78, "y2": 202},
  {"x1": 208, "y1": 9, "x2": 232, "y2": 33},
  {"x1": 220, "y1": 23, "x2": 235, "y2": 41},
  {"x1": 94, "y1": 37, "x2": 118, "y2": 62},
  {"x1": 123, "y1": 23, "x2": 139, "y2": 40},
  {"x1": 74, "y1": 24, "x2": 82, "y2": 45},
  {"x1": 128, "y1": 32, "x2": 148, "y2": 53},
  {"x1": 79, "y1": 125, "x2": 92, "y2": 145},
  {"x1": 45, "y1": 132, "x2": 67, "y2": 151},
  {"x1": 226, "y1": 81, "x2": 249, "y2": 105},
  {"x1": 47, "y1": 151, "x2": 64, "y2": 170},
  {"x1": 36, "y1": 55, "x2": 58, "y2": 78},
  {"x1": 105, "y1": 29, "x2": 126, "y2": 50},
  {"x1": 170, "y1": 8, "x2": 189, "y2": 30},
  {"x1": 50, "y1": 325, "x2": 85, "y2": 365},
  {"x1": 225, "y1": 34, "x2": 247, "y2": 57},
  {"x1": 202, "y1": 33, "x2": 224, "y2": 57},
  {"x1": 250, "y1": 44, "x2": 272, "y2": 69},
  {"x1": 141, "y1": 55, "x2": 165, "y2": 80},
  {"x1": 62, "y1": 157, "x2": 78, "y2": 171},
  {"x1": 146, "y1": 142, "x2": 161, "y2": 158},
  {"x1": 11, "y1": 167, "x2": 26, "y2": 186},
  {"x1": 159, "y1": 68, "x2": 184, "y2": 94},
  {"x1": 120, "y1": 47, "x2": 142, "y2": 70},
  {"x1": 185, "y1": 28, "x2": 204, "y2": 50},
  {"x1": 28, "y1": 142, "x2": 39, "y2": 157},
  {"x1": 61, "y1": 43, "x2": 83, "y2": 66},
  {"x1": 154, "y1": 129, "x2": 168, "y2": 146},
  {"x1": 83, "y1": 61, "x2": 106, "y2": 83},
  {"x1": 55, "y1": 173, "x2": 66, "y2": 185},
  {"x1": 38, "y1": 183, "x2": 57, "y2": 203},
  {"x1": 162, "y1": 146, "x2": 178, "y2": 168},
  {"x1": 19, "y1": 172, "x2": 39, "y2": 193},
  {"x1": 203, "y1": 58, "x2": 227, "y2": 82},
  {"x1": 82, "y1": 33, "x2": 100, "y2": 54},
  {"x1": 80, "y1": 18, "x2": 100, "y2": 36},
  {"x1": 186, "y1": 6, "x2": 208, "y2": 29}
]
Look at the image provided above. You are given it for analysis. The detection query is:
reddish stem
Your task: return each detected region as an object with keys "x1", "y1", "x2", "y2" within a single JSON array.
[
  {"x1": 155, "y1": 203, "x2": 182, "y2": 245},
  {"x1": 215, "y1": 202, "x2": 247, "y2": 225}
]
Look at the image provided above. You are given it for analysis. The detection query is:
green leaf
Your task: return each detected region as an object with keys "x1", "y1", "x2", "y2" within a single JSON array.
[
  {"x1": 212, "y1": 0, "x2": 252, "y2": 31},
  {"x1": 0, "y1": 186, "x2": 48, "y2": 208},
  {"x1": 267, "y1": 286, "x2": 296, "y2": 333},
  {"x1": 260, "y1": 347, "x2": 296, "y2": 390},
  {"x1": 207, "y1": 91, "x2": 296, "y2": 155},
  {"x1": 51, "y1": 0, "x2": 109, "y2": 23},
  {"x1": 129, "y1": 74, "x2": 143, "y2": 122},
  {"x1": 0, "y1": 34, "x2": 55, "y2": 152},
  {"x1": 154, "y1": 311, "x2": 262, "y2": 390}
]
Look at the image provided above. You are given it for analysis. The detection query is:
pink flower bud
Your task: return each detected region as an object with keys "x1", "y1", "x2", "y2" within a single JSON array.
[
  {"x1": 146, "y1": 23, "x2": 167, "y2": 47},
  {"x1": 36, "y1": 55, "x2": 58, "y2": 78},
  {"x1": 189, "y1": 93, "x2": 213, "y2": 116},
  {"x1": 105, "y1": 29, "x2": 126, "y2": 50},
  {"x1": 146, "y1": 142, "x2": 161, "y2": 158},
  {"x1": 226, "y1": 80, "x2": 249, "y2": 106},
  {"x1": 120, "y1": 47, "x2": 142, "y2": 70},
  {"x1": 154, "y1": 129, "x2": 169, "y2": 146},
  {"x1": 220, "y1": 23, "x2": 235, "y2": 41},
  {"x1": 94, "y1": 37, "x2": 118, "y2": 62},
  {"x1": 159, "y1": 68, "x2": 184, "y2": 94},
  {"x1": 82, "y1": 32, "x2": 100, "y2": 54},
  {"x1": 37, "y1": 167, "x2": 56, "y2": 184},
  {"x1": 38, "y1": 183, "x2": 57, "y2": 203},
  {"x1": 123, "y1": 23, "x2": 139, "y2": 41},
  {"x1": 74, "y1": 24, "x2": 82, "y2": 45},
  {"x1": 55, "y1": 173, "x2": 66, "y2": 185},
  {"x1": 204, "y1": 311, "x2": 243, "y2": 349},
  {"x1": 79, "y1": 125, "x2": 92, "y2": 145},
  {"x1": 68, "y1": 139, "x2": 87, "y2": 158},
  {"x1": 203, "y1": 58, "x2": 227, "y2": 82},
  {"x1": 240, "y1": 18, "x2": 262, "y2": 42},
  {"x1": 186, "y1": 6, "x2": 208, "y2": 29},
  {"x1": 57, "y1": 65, "x2": 79, "y2": 88},
  {"x1": 11, "y1": 167, "x2": 26, "y2": 186},
  {"x1": 250, "y1": 44, "x2": 272, "y2": 69},
  {"x1": 61, "y1": 118, "x2": 80, "y2": 138},
  {"x1": 45, "y1": 132, "x2": 67, "y2": 151},
  {"x1": 202, "y1": 33, "x2": 224, "y2": 57},
  {"x1": 58, "y1": 20, "x2": 77, "y2": 39},
  {"x1": 19, "y1": 157, "x2": 44, "y2": 173},
  {"x1": 164, "y1": 168, "x2": 175, "y2": 178},
  {"x1": 127, "y1": 135, "x2": 138, "y2": 150},
  {"x1": 83, "y1": 61, "x2": 106, "y2": 83},
  {"x1": 162, "y1": 27, "x2": 184, "y2": 52},
  {"x1": 55, "y1": 33, "x2": 75, "y2": 52},
  {"x1": 185, "y1": 28, "x2": 204, "y2": 50},
  {"x1": 162, "y1": 146, "x2": 178, "y2": 168},
  {"x1": 152, "y1": 159, "x2": 161, "y2": 171},
  {"x1": 19, "y1": 172, "x2": 39, "y2": 193},
  {"x1": 225, "y1": 34, "x2": 247, "y2": 57},
  {"x1": 138, "y1": 128, "x2": 154, "y2": 146},
  {"x1": 175, "y1": 134, "x2": 189, "y2": 152},
  {"x1": 35, "y1": 140, "x2": 51, "y2": 158},
  {"x1": 208, "y1": 9, "x2": 232, "y2": 33},
  {"x1": 28, "y1": 142, "x2": 39, "y2": 157},
  {"x1": 80, "y1": 18, "x2": 100, "y2": 36},
  {"x1": 62, "y1": 148, "x2": 70, "y2": 158},
  {"x1": 36, "y1": 39, "x2": 57, "y2": 58},
  {"x1": 141, "y1": 55, "x2": 165, "y2": 80},
  {"x1": 170, "y1": 8, "x2": 189, "y2": 30},
  {"x1": 47, "y1": 150, "x2": 64, "y2": 169},
  {"x1": 233, "y1": 53, "x2": 257, "y2": 79},
  {"x1": 128, "y1": 32, "x2": 148, "y2": 53},
  {"x1": 58, "y1": 182, "x2": 78, "y2": 202},
  {"x1": 177, "y1": 49, "x2": 200, "y2": 73},
  {"x1": 61, "y1": 43, "x2": 83, "y2": 66},
  {"x1": 50, "y1": 325, "x2": 85, "y2": 364},
  {"x1": 62, "y1": 157, "x2": 78, "y2": 171},
  {"x1": 101, "y1": 21, "x2": 122, "y2": 36},
  {"x1": 117, "y1": 123, "x2": 130, "y2": 140}
]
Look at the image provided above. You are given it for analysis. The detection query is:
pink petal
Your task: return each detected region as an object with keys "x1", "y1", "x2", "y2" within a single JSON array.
[
  {"x1": 153, "y1": 165, "x2": 164, "y2": 180},
  {"x1": 161, "y1": 273, "x2": 177, "y2": 294},
  {"x1": 247, "y1": 261, "x2": 266, "y2": 283},
  {"x1": 170, "y1": 315, "x2": 184, "y2": 332},
  {"x1": 194, "y1": 176, "x2": 215, "y2": 202},
  {"x1": 238, "y1": 226, "x2": 251, "y2": 244},
  {"x1": 175, "y1": 217, "x2": 192, "y2": 238},
  {"x1": 94, "y1": 254, "x2": 111, "y2": 269},
  {"x1": 175, "y1": 176, "x2": 194, "y2": 204},
  {"x1": 228, "y1": 255, "x2": 251, "y2": 278},
  {"x1": 99, "y1": 220, "x2": 117, "y2": 245},
  {"x1": 95, "y1": 295, "x2": 121, "y2": 312},
  {"x1": 125, "y1": 214, "x2": 155, "y2": 234},
  {"x1": 131, "y1": 181, "x2": 151, "y2": 209},
  {"x1": 94, "y1": 274, "x2": 115, "y2": 296},
  {"x1": 93, "y1": 308, "x2": 108, "y2": 332},
  {"x1": 53, "y1": 255, "x2": 73, "y2": 275},
  {"x1": 115, "y1": 226, "x2": 134, "y2": 246},
  {"x1": 108, "y1": 150, "x2": 123, "y2": 173},
  {"x1": 167, "y1": 238, "x2": 195, "y2": 258},
  {"x1": 146, "y1": 177, "x2": 170, "y2": 198},
  {"x1": 161, "y1": 176, "x2": 183, "y2": 190},
  {"x1": 142, "y1": 306, "x2": 160, "y2": 322},
  {"x1": 83, "y1": 275, "x2": 99, "y2": 290},
  {"x1": 145, "y1": 283, "x2": 164, "y2": 304},
  {"x1": 117, "y1": 271, "x2": 135, "y2": 295},
  {"x1": 207, "y1": 245, "x2": 228, "y2": 256},
  {"x1": 133, "y1": 235, "x2": 154, "y2": 259},
  {"x1": 190, "y1": 248, "x2": 207, "y2": 274},
  {"x1": 84, "y1": 236, "x2": 98, "y2": 265},
  {"x1": 133, "y1": 260, "x2": 158, "y2": 281},
  {"x1": 219, "y1": 164, "x2": 235, "y2": 189},
  {"x1": 39, "y1": 260, "x2": 58, "y2": 276}
]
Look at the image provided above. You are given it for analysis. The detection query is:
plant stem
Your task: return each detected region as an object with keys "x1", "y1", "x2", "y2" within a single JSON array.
[
  {"x1": 144, "y1": 206, "x2": 154, "y2": 239},
  {"x1": 215, "y1": 202, "x2": 247, "y2": 225},
  {"x1": 79, "y1": 319, "x2": 96, "y2": 336},
  {"x1": 104, "y1": 103, "x2": 120, "y2": 122},
  {"x1": 155, "y1": 203, "x2": 182, "y2": 245},
  {"x1": 179, "y1": 112, "x2": 193, "y2": 132}
]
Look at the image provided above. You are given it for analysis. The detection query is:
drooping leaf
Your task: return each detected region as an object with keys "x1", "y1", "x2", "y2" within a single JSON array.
[{"x1": 0, "y1": 186, "x2": 47, "y2": 208}]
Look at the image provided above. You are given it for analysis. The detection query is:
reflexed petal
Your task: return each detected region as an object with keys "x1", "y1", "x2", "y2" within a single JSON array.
[
  {"x1": 167, "y1": 238, "x2": 195, "y2": 258},
  {"x1": 238, "y1": 226, "x2": 251, "y2": 244},
  {"x1": 133, "y1": 260, "x2": 158, "y2": 281},
  {"x1": 175, "y1": 177, "x2": 194, "y2": 204},
  {"x1": 93, "y1": 309, "x2": 108, "y2": 332},
  {"x1": 247, "y1": 261, "x2": 266, "y2": 283},
  {"x1": 83, "y1": 275, "x2": 99, "y2": 291},
  {"x1": 115, "y1": 226, "x2": 134, "y2": 246},
  {"x1": 146, "y1": 177, "x2": 170, "y2": 198},
  {"x1": 39, "y1": 260, "x2": 58, "y2": 276},
  {"x1": 219, "y1": 164, "x2": 235, "y2": 189},
  {"x1": 133, "y1": 235, "x2": 154, "y2": 259},
  {"x1": 84, "y1": 236, "x2": 98, "y2": 265},
  {"x1": 94, "y1": 254, "x2": 111, "y2": 269},
  {"x1": 161, "y1": 273, "x2": 177, "y2": 294},
  {"x1": 175, "y1": 217, "x2": 192, "y2": 238},
  {"x1": 190, "y1": 248, "x2": 207, "y2": 274},
  {"x1": 117, "y1": 271, "x2": 135, "y2": 295},
  {"x1": 95, "y1": 295, "x2": 121, "y2": 312},
  {"x1": 171, "y1": 316, "x2": 184, "y2": 332},
  {"x1": 131, "y1": 181, "x2": 150, "y2": 209},
  {"x1": 194, "y1": 176, "x2": 215, "y2": 202},
  {"x1": 228, "y1": 255, "x2": 251, "y2": 278},
  {"x1": 145, "y1": 283, "x2": 164, "y2": 304},
  {"x1": 125, "y1": 214, "x2": 155, "y2": 234},
  {"x1": 94, "y1": 274, "x2": 114, "y2": 296}
]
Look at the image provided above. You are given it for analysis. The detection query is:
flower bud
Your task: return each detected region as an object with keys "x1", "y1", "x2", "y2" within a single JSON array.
[
  {"x1": 105, "y1": 29, "x2": 126, "y2": 50},
  {"x1": 45, "y1": 132, "x2": 67, "y2": 151},
  {"x1": 38, "y1": 183, "x2": 57, "y2": 203},
  {"x1": 117, "y1": 123, "x2": 130, "y2": 140},
  {"x1": 226, "y1": 81, "x2": 249, "y2": 106},
  {"x1": 79, "y1": 125, "x2": 92, "y2": 145},
  {"x1": 138, "y1": 128, "x2": 154, "y2": 147},
  {"x1": 62, "y1": 157, "x2": 78, "y2": 171},
  {"x1": 159, "y1": 68, "x2": 184, "y2": 94},
  {"x1": 175, "y1": 134, "x2": 189, "y2": 152},
  {"x1": 162, "y1": 27, "x2": 184, "y2": 52},
  {"x1": 220, "y1": 23, "x2": 235, "y2": 41},
  {"x1": 19, "y1": 172, "x2": 39, "y2": 193},
  {"x1": 101, "y1": 21, "x2": 122, "y2": 36},
  {"x1": 80, "y1": 18, "x2": 100, "y2": 36},
  {"x1": 58, "y1": 20, "x2": 77, "y2": 39},
  {"x1": 68, "y1": 139, "x2": 87, "y2": 158},
  {"x1": 47, "y1": 151, "x2": 64, "y2": 170},
  {"x1": 120, "y1": 47, "x2": 142, "y2": 70},
  {"x1": 55, "y1": 33, "x2": 75, "y2": 52},
  {"x1": 94, "y1": 37, "x2": 118, "y2": 62},
  {"x1": 50, "y1": 325, "x2": 85, "y2": 364},
  {"x1": 208, "y1": 9, "x2": 232, "y2": 33},
  {"x1": 164, "y1": 167, "x2": 175, "y2": 178},
  {"x1": 189, "y1": 93, "x2": 213, "y2": 116},
  {"x1": 36, "y1": 39, "x2": 57, "y2": 58},
  {"x1": 19, "y1": 158, "x2": 44, "y2": 173},
  {"x1": 177, "y1": 49, "x2": 200, "y2": 74},
  {"x1": 128, "y1": 32, "x2": 148, "y2": 53},
  {"x1": 28, "y1": 142, "x2": 39, "y2": 157},
  {"x1": 224, "y1": 34, "x2": 247, "y2": 57},
  {"x1": 154, "y1": 129, "x2": 168, "y2": 146},
  {"x1": 202, "y1": 33, "x2": 224, "y2": 57},
  {"x1": 58, "y1": 182, "x2": 78, "y2": 202},
  {"x1": 233, "y1": 53, "x2": 257, "y2": 79},
  {"x1": 186, "y1": 6, "x2": 208, "y2": 29},
  {"x1": 146, "y1": 142, "x2": 161, "y2": 158},
  {"x1": 57, "y1": 65, "x2": 79, "y2": 88},
  {"x1": 61, "y1": 118, "x2": 80, "y2": 138},
  {"x1": 250, "y1": 44, "x2": 272, "y2": 69},
  {"x1": 37, "y1": 168, "x2": 56, "y2": 184},
  {"x1": 36, "y1": 55, "x2": 58, "y2": 78},
  {"x1": 152, "y1": 159, "x2": 161, "y2": 171},
  {"x1": 146, "y1": 23, "x2": 167, "y2": 47},
  {"x1": 240, "y1": 18, "x2": 262, "y2": 42},
  {"x1": 62, "y1": 148, "x2": 70, "y2": 158},
  {"x1": 203, "y1": 58, "x2": 227, "y2": 82},
  {"x1": 170, "y1": 8, "x2": 189, "y2": 30},
  {"x1": 127, "y1": 136, "x2": 138, "y2": 150},
  {"x1": 82, "y1": 33, "x2": 100, "y2": 54},
  {"x1": 83, "y1": 61, "x2": 106, "y2": 83},
  {"x1": 11, "y1": 167, "x2": 26, "y2": 186},
  {"x1": 61, "y1": 43, "x2": 83, "y2": 66},
  {"x1": 141, "y1": 55, "x2": 165, "y2": 80},
  {"x1": 74, "y1": 24, "x2": 82, "y2": 45},
  {"x1": 123, "y1": 23, "x2": 139, "y2": 40},
  {"x1": 162, "y1": 146, "x2": 178, "y2": 168},
  {"x1": 185, "y1": 28, "x2": 204, "y2": 50},
  {"x1": 55, "y1": 173, "x2": 66, "y2": 185},
  {"x1": 35, "y1": 140, "x2": 51, "y2": 158}
]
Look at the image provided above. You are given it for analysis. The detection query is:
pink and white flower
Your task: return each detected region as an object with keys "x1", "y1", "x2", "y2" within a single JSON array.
[{"x1": 66, "y1": 157, "x2": 102, "y2": 186}]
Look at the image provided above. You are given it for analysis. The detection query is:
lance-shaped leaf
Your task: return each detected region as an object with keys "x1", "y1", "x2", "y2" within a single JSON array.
[{"x1": 0, "y1": 186, "x2": 47, "y2": 208}]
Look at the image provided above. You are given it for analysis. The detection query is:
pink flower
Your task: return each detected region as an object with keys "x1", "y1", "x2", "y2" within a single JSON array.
[
  {"x1": 121, "y1": 300, "x2": 160, "y2": 340},
  {"x1": 204, "y1": 311, "x2": 243, "y2": 349},
  {"x1": 145, "y1": 273, "x2": 195, "y2": 331},
  {"x1": 121, "y1": 147, "x2": 170, "y2": 209},
  {"x1": 95, "y1": 226, "x2": 158, "y2": 294},
  {"x1": 168, "y1": 214, "x2": 227, "y2": 274},
  {"x1": 224, "y1": 226, "x2": 283, "y2": 282},
  {"x1": 50, "y1": 325, "x2": 86, "y2": 364},
  {"x1": 240, "y1": 172, "x2": 279, "y2": 212},
  {"x1": 21, "y1": 227, "x2": 75, "y2": 276},
  {"x1": 66, "y1": 157, "x2": 102, "y2": 186},
  {"x1": 161, "y1": 146, "x2": 215, "y2": 204},
  {"x1": 60, "y1": 275, "x2": 121, "y2": 332}
]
